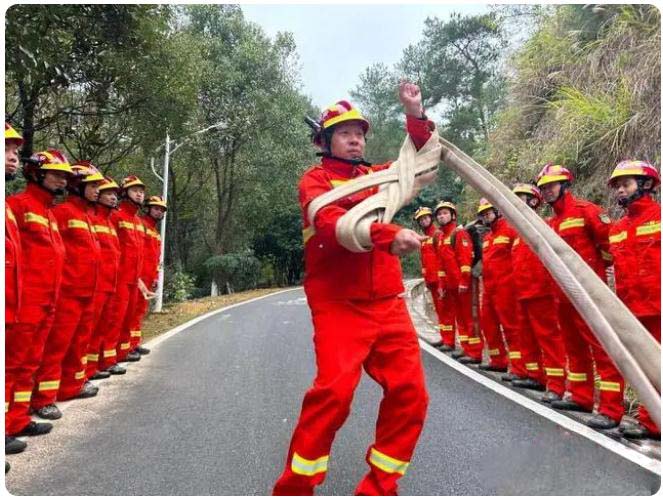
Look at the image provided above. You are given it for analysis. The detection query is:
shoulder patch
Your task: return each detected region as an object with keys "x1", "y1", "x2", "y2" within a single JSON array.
[{"x1": 599, "y1": 213, "x2": 611, "y2": 224}]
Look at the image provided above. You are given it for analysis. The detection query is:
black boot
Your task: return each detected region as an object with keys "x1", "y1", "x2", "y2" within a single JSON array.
[
  {"x1": 89, "y1": 370, "x2": 111, "y2": 380},
  {"x1": 75, "y1": 381, "x2": 99, "y2": 399},
  {"x1": 125, "y1": 351, "x2": 141, "y2": 362},
  {"x1": 436, "y1": 344, "x2": 454, "y2": 353},
  {"x1": 14, "y1": 421, "x2": 53, "y2": 437},
  {"x1": 34, "y1": 403, "x2": 62, "y2": 420},
  {"x1": 107, "y1": 364, "x2": 127, "y2": 375},
  {"x1": 135, "y1": 346, "x2": 150, "y2": 355},
  {"x1": 458, "y1": 356, "x2": 481, "y2": 365},
  {"x1": 551, "y1": 397, "x2": 592, "y2": 413},
  {"x1": 5, "y1": 436, "x2": 27, "y2": 454},
  {"x1": 511, "y1": 378, "x2": 546, "y2": 391},
  {"x1": 541, "y1": 391, "x2": 562, "y2": 404},
  {"x1": 621, "y1": 421, "x2": 661, "y2": 440},
  {"x1": 478, "y1": 364, "x2": 508, "y2": 373},
  {"x1": 586, "y1": 413, "x2": 619, "y2": 430}
]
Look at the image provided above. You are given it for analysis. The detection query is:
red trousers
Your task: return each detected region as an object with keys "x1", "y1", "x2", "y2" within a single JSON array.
[
  {"x1": 480, "y1": 285, "x2": 526, "y2": 376},
  {"x1": 558, "y1": 301, "x2": 624, "y2": 420},
  {"x1": 117, "y1": 284, "x2": 140, "y2": 361},
  {"x1": 5, "y1": 301, "x2": 56, "y2": 434},
  {"x1": 438, "y1": 290, "x2": 457, "y2": 347},
  {"x1": 100, "y1": 282, "x2": 138, "y2": 367},
  {"x1": 272, "y1": 297, "x2": 429, "y2": 496},
  {"x1": 86, "y1": 291, "x2": 115, "y2": 377},
  {"x1": 637, "y1": 315, "x2": 661, "y2": 434},
  {"x1": 516, "y1": 297, "x2": 566, "y2": 394},
  {"x1": 455, "y1": 289, "x2": 483, "y2": 360},
  {"x1": 32, "y1": 294, "x2": 95, "y2": 408},
  {"x1": 430, "y1": 290, "x2": 447, "y2": 345},
  {"x1": 129, "y1": 293, "x2": 149, "y2": 350}
]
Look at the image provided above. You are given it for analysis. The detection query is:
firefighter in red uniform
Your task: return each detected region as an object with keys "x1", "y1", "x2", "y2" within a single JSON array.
[
  {"x1": 4, "y1": 123, "x2": 28, "y2": 456},
  {"x1": 476, "y1": 199, "x2": 528, "y2": 380},
  {"x1": 273, "y1": 83, "x2": 432, "y2": 496},
  {"x1": 537, "y1": 163, "x2": 624, "y2": 430},
  {"x1": 30, "y1": 162, "x2": 104, "y2": 419},
  {"x1": 413, "y1": 206, "x2": 444, "y2": 346},
  {"x1": 510, "y1": 184, "x2": 566, "y2": 401},
  {"x1": 128, "y1": 195, "x2": 167, "y2": 357},
  {"x1": 87, "y1": 177, "x2": 126, "y2": 378},
  {"x1": 5, "y1": 149, "x2": 73, "y2": 439},
  {"x1": 607, "y1": 160, "x2": 660, "y2": 439},
  {"x1": 434, "y1": 201, "x2": 482, "y2": 363},
  {"x1": 106, "y1": 175, "x2": 146, "y2": 365}
]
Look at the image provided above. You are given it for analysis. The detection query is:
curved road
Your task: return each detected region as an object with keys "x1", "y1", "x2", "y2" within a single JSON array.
[{"x1": 5, "y1": 288, "x2": 660, "y2": 495}]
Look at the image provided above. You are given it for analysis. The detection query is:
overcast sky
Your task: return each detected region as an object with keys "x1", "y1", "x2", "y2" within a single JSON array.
[{"x1": 240, "y1": 3, "x2": 490, "y2": 110}]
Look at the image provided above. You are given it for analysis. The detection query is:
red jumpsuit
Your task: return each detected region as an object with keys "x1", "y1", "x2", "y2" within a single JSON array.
[
  {"x1": 5, "y1": 202, "x2": 22, "y2": 427},
  {"x1": 436, "y1": 223, "x2": 482, "y2": 359},
  {"x1": 549, "y1": 191, "x2": 623, "y2": 419},
  {"x1": 87, "y1": 205, "x2": 121, "y2": 376},
  {"x1": 273, "y1": 116, "x2": 432, "y2": 496},
  {"x1": 480, "y1": 217, "x2": 526, "y2": 376},
  {"x1": 511, "y1": 234, "x2": 566, "y2": 395},
  {"x1": 420, "y1": 224, "x2": 444, "y2": 344},
  {"x1": 609, "y1": 195, "x2": 660, "y2": 433},
  {"x1": 5, "y1": 184, "x2": 66, "y2": 434},
  {"x1": 129, "y1": 214, "x2": 161, "y2": 350},
  {"x1": 103, "y1": 200, "x2": 144, "y2": 365},
  {"x1": 32, "y1": 196, "x2": 101, "y2": 406}
]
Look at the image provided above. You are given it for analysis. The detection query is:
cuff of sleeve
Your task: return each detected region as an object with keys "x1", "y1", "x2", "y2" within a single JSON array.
[
  {"x1": 406, "y1": 114, "x2": 435, "y2": 133},
  {"x1": 371, "y1": 223, "x2": 402, "y2": 251}
]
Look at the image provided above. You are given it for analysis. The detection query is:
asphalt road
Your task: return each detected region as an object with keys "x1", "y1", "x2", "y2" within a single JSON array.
[{"x1": 5, "y1": 288, "x2": 660, "y2": 495}]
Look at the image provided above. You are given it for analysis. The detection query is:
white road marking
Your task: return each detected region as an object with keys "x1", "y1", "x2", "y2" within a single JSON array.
[{"x1": 420, "y1": 340, "x2": 661, "y2": 476}]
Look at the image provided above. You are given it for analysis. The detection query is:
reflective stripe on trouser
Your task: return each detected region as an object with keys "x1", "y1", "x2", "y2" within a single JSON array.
[
  {"x1": 516, "y1": 298, "x2": 547, "y2": 386},
  {"x1": 100, "y1": 282, "x2": 134, "y2": 368},
  {"x1": 637, "y1": 316, "x2": 661, "y2": 433},
  {"x1": 431, "y1": 293, "x2": 447, "y2": 345},
  {"x1": 456, "y1": 289, "x2": 482, "y2": 360},
  {"x1": 57, "y1": 294, "x2": 97, "y2": 401},
  {"x1": 129, "y1": 292, "x2": 149, "y2": 349},
  {"x1": 556, "y1": 301, "x2": 599, "y2": 412},
  {"x1": 479, "y1": 288, "x2": 508, "y2": 369},
  {"x1": 32, "y1": 293, "x2": 94, "y2": 408},
  {"x1": 491, "y1": 283, "x2": 527, "y2": 377},
  {"x1": 116, "y1": 284, "x2": 140, "y2": 362},
  {"x1": 85, "y1": 291, "x2": 114, "y2": 377},
  {"x1": 5, "y1": 301, "x2": 57, "y2": 434},
  {"x1": 439, "y1": 289, "x2": 458, "y2": 347},
  {"x1": 272, "y1": 297, "x2": 429, "y2": 496}
]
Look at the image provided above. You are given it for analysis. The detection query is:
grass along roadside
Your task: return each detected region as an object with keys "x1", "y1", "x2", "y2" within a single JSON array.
[{"x1": 141, "y1": 288, "x2": 289, "y2": 343}]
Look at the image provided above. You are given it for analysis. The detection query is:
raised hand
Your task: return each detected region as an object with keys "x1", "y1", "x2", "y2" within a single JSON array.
[{"x1": 399, "y1": 81, "x2": 424, "y2": 117}]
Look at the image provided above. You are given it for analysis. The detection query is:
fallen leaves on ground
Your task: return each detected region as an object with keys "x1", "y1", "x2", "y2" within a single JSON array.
[{"x1": 141, "y1": 288, "x2": 288, "y2": 342}]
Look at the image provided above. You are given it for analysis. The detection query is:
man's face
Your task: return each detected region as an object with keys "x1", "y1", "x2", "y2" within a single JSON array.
[
  {"x1": 417, "y1": 214, "x2": 432, "y2": 229},
  {"x1": 480, "y1": 209, "x2": 497, "y2": 225},
  {"x1": 517, "y1": 193, "x2": 540, "y2": 210},
  {"x1": 99, "y1": 190, "x2": 118, "y2": 208},
  {"x1": 540, "y1": 182, "x2": 562, "y2": 204},
  {"x1": 42, "y1": 170, "x2": 68, "y2": 193},
  {"x1": 84, "y1": 181, "x2": 101, "y2": 202},
  {"x1": 149, "y1": 205, "x2": 166, "y2": 220},
  {"x1": 611, "y1": 176, "x2": 640, "y2": 204},
  {"x1": 436, "y1": 208, "x2": 453, "y2": 226},
  {"x1": 5, "y1": 142, "x2": 19, "y2": 179},
  {"x1": 128, "y1": 185, "x2": 145, "y2": 204},
  {"x1": 329, "y1": 122, "x2": 366, "y2": 161}
]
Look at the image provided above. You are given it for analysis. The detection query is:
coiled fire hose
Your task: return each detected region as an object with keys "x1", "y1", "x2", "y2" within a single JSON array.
[{"x1": 306, "y1": 128, "x2": 661, "y2": 427}]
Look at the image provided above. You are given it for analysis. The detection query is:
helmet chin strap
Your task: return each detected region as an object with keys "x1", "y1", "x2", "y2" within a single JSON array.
[{"x1": 618, "y1": 178, "x2": 650, "y2": 207}]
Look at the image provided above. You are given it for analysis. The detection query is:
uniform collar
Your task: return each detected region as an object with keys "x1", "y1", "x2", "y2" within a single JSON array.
[
  {"x1": 26, "y1": 182, "x2": 57, "y2": 206},
  {"x1": 423, "y1": 224, "x2": 436, "y2": 237},
  {"x1": 69, "y1": 194, "x2": 94, "y2": 212},
  {"x1": 440, "y1": 221, "x2": 457, "y2": 236},
  {"x1": 96, "y1": 204, "x2": 113, "y2": 217},
  {"x1": 320, "y1": 156, "x2": 372, "y2": 179},
  {"x1": 551, "y1": 191, "x2": 574, "y2": 215},
  {"x1": 490, "y1": 216, "x2": 506, "y2": 233},
  {"x1": 119, "y1": 199, "x2": 140, "y2": 216},
  {"x1": 627, "y1": 194, "x2": 656, "y2": 217}
]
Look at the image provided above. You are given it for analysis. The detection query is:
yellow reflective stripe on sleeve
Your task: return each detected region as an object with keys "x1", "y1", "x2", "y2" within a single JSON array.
[
  {"x1": 458, "y1": 335, "x2": 469, "y2": 342},
  {"x1": 7, "y1": 207, "x2": 16, "y2": 224},
  {"x1": 468, "y1": 337, "x2": 482, "y2": 345},
  {"x1": 302, "y1": 226, "x2": 315, "y2": 245},
  {"x1": 599, "y1": 381, "x2": 622, "y2": 392},
  {"x1": 609, "y1": 231, "x2": 627, "y2": 244},
  {"x1": 118, "y1": 221, "x2": 135, "y2": 230},
  {"x1": 87, "y1": 353, "x2": 99, "y2": 362},
  {"x1": 443, "y1": 237, "x2": 451, "y2": 245},
  {"x1": 488, "y1": 348, "x2": 501, "y2": 356},
  {"x1": 559, "y1": 217, "x2": 585, "y2": 231},
  {"x1": 136, "y1": 224, "x2": 145, "y2": 233},
  {"x1": 103, "y1": 349, "x2": 116, "y2": 358},
  {"x1": 330, "y1": 179, "x2": 348, "y2": 188},
  {"x1": 437, "y1": 271, "x2": 446, "y2": 277},
  {"x1": 291, "y1": 452, "x2": 329, "y2": 476},
  {"x1": 119, "y1": 342, "x2": 131, "y2": 350},
  {"x1": 74, "y1": 370, "x2": 86, "y2": 380},
  {"x1": 38, "y1": 380, "x2": 60, "y2": 391},
  {"x1": 525, "y1": 362, "x2": 540, "y2": 371},
  {"x1": 67, "y1": 219, "x2": 90, "y2": 230},
  {"x1": 24, "y1": 212, "x2": 50, "y2": 227},
  {"x1": 14, "y1": 391, "x2": 32, "y2": 403},
  {"x1": 130, "y1": 330, "x2": 142, "y2": 338},
  {"x1": 93, "y1": 224, "x2": 111, "y2": 234},
  {"x1": 493, "y1": 236, "x2": 511, "y2": 245},
  {"x1": 460, "y1": 265, "x2": 471, "y2": 273},
  {"x1": 440, "y1": 324, "x2": 454, "y2": 331},
  {"x1": 369, "y1": 448, "x2": 409, "y2": 475},
  {"x1": 508, "y1": 351, "x2": 522, "y2": 360},
  {"x1": 545, "y1": 367, "x2": 565, "y2": 377},
  {"x1": 567, "y1": 372, "x2": 588, "y2": 382},
  {"x1": 636, "y1": 221, "x2": 661, "y2": 236}
]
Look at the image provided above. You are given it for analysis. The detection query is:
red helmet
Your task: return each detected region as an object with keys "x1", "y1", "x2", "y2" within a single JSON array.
[
  {"x1": 146, "y1": 195, "x2": 167, "y2": 210},
  {"x1": 314, "y1": 100, "x2": 369, "y2": 147},
  {"x1": 5, "y1": 123, "x2": 23, "y2": 146},
  {"x1": 23, "y1": 148, "x2": 73, "y2": 182},
  {"x1": 536, "y1": 163, "x2": 574, "y2": 187},
  {"x1": 608, "y1": 160, "x2": 660, "y2": 188}
]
